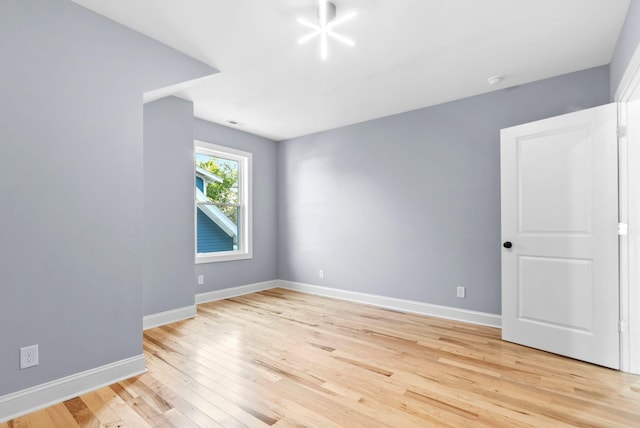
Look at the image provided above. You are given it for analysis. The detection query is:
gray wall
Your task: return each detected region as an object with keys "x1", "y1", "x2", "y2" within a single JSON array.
[
  {"x1": 611, "y1": 0, "x2": 640, "y2": 96},
  {"x1": 194, "y1": 119, "x2": 278, "y2": 292},
  {"x1": 277, "y1": 66, "x2": 610, "y2": 315},
  {"x1": 0, "y1": 0, "x2": 214, "y2": 397},
  {"x1": 144, "y1": 97, "x2": 197, "y2": 316}
]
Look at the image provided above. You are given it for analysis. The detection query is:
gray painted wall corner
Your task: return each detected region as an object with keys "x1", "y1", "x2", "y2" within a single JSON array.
[{"x1": 193, "y1": 119, "x2": 279, "y2": 292}]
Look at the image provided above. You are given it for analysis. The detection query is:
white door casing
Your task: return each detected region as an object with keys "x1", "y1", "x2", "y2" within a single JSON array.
[
  {"x1": 616, "y1": 42, "x2": 640, "y2": 373},
  {"x1": 627, "y1": 98, "x2": 640, "y2": 374},
  {"x1": 501, "y1": 103, "x2": 619, "y2": 369},
  {"x1": 619, "y1": 97, "x2": 640, "y2": 374}
]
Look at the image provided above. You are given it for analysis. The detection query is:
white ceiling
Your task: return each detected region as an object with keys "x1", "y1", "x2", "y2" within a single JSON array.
[{"x1": 72, "y1": 0, "x2": 630, "y2": 141}]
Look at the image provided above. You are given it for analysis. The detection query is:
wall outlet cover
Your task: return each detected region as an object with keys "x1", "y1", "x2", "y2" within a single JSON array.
[{"x1": 20, "y1": 344, "x2": 39, "y2": 369}]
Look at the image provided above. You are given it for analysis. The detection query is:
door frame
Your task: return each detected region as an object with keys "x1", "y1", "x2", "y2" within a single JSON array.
[{"x1": 615, "y1": 41, "x2": 640, "y2": 374}]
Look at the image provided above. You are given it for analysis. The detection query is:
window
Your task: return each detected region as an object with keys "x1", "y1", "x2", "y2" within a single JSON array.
[{"x1": 195, "y1": 141, "x2": 252, "y2": 263}]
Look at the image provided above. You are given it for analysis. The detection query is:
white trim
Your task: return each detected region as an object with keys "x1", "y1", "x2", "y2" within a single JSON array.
[
  {"x1": 278, "y1": 280, "x2": 502, "y2": 328},
  {"x1": 195, "y1": 251, "x2": 252, "y2": 264},
  {"x1": 616, "y1": 35, "x2": 640, "y2": 375},
  {"x1": 196, "y1": 280, "x2": 501, "y2": 328},
  {"x1": 618, "y1": 101, "x2": 631, "y2": 373},
  {"x1": 0, "y1": 355, "x2": 145, "y2": 423},
  {"x1": 143, "y1": 305, "x2": 197, "y2": 330},
  {"x1": 195, "y1": 280, "x2": 278, "y2": 304}
]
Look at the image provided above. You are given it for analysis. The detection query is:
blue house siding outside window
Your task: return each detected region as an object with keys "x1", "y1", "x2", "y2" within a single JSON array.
[
  {"x1": 196, "y1": 209, "x2": 234, "y2": 253},
  {"x1": 196, "y1": 174, "x2": 235, "y2": 253}
]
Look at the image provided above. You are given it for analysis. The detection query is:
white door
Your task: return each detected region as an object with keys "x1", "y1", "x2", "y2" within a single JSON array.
[{"x1": 500, "y1": 103, "x2": 619, "y2": 369}]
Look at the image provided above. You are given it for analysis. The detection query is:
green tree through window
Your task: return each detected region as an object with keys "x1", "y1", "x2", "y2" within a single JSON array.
[{"x1": 198, "y1": 157, "x2": 239, "y2": 224}]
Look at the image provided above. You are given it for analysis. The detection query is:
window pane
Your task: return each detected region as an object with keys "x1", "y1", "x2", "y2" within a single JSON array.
[
  {"x1": 196, "y1": 204, "x2": 240, "y2": 253},
  {"x1": 195, "y1": 154, "x2": 239, "y2": 205}
]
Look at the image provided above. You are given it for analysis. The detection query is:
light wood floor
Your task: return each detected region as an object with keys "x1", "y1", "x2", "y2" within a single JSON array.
[{"x1": 4, "y1": 288, "x2": 640, "y2": 427}]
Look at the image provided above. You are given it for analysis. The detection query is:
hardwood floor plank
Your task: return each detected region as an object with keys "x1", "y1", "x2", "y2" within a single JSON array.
[
  {"x1": 135, "y1": 372, "x2": 225, "y2": 428},
  {"x1": 10, "y1": 409, "x2": 57, "y2": 428},
  {"x1": 44, "y1": 403, "x2": 81, "y2": 428},
  {"x1": 140, "y1": 350, "x2": 261, "y2": 427},
  {"x1": 93, "y1": 385, "x2": 153, "y2": 428},
  {"x1": 111, "y1": 381, "x2": 174, "y2": 427},
  {"x1": 63, "y1": 397, "x2": 102, "y2": 428},
  {"x1": 143, "y1": 336, "x2": 291, "y2": 425},
  {"x1": 78, "y1": 390, "x2": 124, "y2": 427},
  {"x1": 5, "y1": 288, "x2": 640, "y2": 427}
]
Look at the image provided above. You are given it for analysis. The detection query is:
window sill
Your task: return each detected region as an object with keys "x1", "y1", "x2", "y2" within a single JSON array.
[{"x1": 196, "y1": 251, "x2": 253, "y2": 264}]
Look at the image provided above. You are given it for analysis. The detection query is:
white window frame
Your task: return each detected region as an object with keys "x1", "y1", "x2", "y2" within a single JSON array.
[{"x1": 194, "y1": 140, "x2": 253, "y2": 263}]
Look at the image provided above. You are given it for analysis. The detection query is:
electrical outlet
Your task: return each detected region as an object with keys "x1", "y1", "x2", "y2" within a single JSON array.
[
  {"x1": 20, "y1": 344, "x2": 38, "y2": 369},
  {"x1": 197, "y1": 275, "x2": 204, "y2": 285},
  {"x1": 457, "y1": 286, "x2": 466, "y2": 298},
  {"x1": 318, "y1": 269, "x2": 324, "y2": 279}
]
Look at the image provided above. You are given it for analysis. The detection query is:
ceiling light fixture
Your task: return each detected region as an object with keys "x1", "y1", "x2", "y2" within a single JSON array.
[{"x1": 297, "y1": 0, "x2": 356, "y2": 60}]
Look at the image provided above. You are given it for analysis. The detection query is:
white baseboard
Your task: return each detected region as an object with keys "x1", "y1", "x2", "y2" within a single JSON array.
[
  {"x1": 195, "y1": 279, "x2": 501, "y2": 328},
  {"x1": 0, "y1": 354, "x2": 146, "y2": 423},
  {"x1": 195, "y1": 280, "x2": 279, "y2": 304},
  {"x1": 143, "y1": 305, "x2": 197, "y2": 330},
  {"x1": 278, "y1": 280, "x2": 502, "y2": 328}
]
